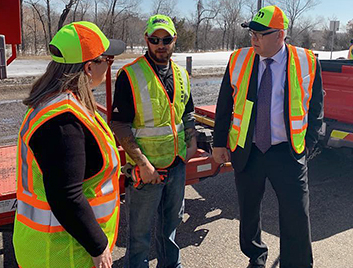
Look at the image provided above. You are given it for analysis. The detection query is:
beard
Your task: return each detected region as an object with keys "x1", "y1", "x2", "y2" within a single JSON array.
[{"x1": 147, "y1": 42, "x2": 174, "y2": 64}]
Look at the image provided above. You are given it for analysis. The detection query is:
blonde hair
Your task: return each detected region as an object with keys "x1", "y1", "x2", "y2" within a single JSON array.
[{"x1": 23, "y1": 61, "x2": 96, "y2": 114}]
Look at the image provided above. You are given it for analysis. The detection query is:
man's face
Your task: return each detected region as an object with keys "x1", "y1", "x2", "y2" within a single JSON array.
[
  {"x1": 250, "y1": 28, "x2": 284, "y2": 57},
  {"x1": 145, "y1": 29, "x2": 176, "y2": 65}
]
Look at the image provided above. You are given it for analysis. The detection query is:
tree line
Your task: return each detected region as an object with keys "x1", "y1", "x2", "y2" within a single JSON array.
[{"x1": 16, "y1": 0, "x2": 353, "y2": 55}]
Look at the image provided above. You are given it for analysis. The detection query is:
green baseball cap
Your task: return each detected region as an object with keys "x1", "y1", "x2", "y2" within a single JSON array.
[
  {"x1": 241, "y1": 5, "x2": 289, "y2": 31},
  {"x1": 49, "y1": 21, "x2": 125, "y2": 64},
  {"x1": 145, "y1": 14, "x2": 177, "y2": 37}
]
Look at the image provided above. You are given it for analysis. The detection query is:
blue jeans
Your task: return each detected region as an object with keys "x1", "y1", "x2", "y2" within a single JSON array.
[{"x1": 124, "y1": 160, "x2": 186, "y2": 268}]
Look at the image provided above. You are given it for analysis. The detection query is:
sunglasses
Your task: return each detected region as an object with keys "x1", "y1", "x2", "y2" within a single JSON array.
[
  {"x1": 248, "y1": 29, "x2": 279, "y2": 40},
  {"x1": 147, "y1": 36, "x2": 174, "y2": 45},
  {"x1": 92, "y1": 56, "x2": 114, "y2": 66}
]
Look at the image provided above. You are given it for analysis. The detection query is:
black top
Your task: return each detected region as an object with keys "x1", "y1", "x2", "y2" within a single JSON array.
[
  {"x1": 111, "y1": 52, "x2": 194, "y2": 125},
  {"x1": 214, "y1": 48, "x2": 324, "y2": 172},
  {"x1": 29, "y1": 112, "x2": 108, "y2": 257}
]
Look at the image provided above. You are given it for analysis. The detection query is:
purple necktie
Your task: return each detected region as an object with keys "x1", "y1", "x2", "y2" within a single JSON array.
[{"x1": 255, "y1": 58, "x2": 273, "y2": 154}]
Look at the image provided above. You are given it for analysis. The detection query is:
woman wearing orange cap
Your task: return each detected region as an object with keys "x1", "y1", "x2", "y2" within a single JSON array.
[{"x1": 13, "y1": 21, "x2": 125, "y2": 268}]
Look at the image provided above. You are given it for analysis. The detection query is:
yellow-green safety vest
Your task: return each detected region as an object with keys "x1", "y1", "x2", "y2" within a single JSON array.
[
  {"x1": 228, "y1": 45, "x2": 316, "y2": 154},
  {"x1": 13, "y1": 92, "x2": 121, "y2": 268},
  {"x1": 349, "y1": 45, "x2": 353, "y2": 59},
  {"x1": 122, "y1": 56, "x2": 190, "y2": 168}
]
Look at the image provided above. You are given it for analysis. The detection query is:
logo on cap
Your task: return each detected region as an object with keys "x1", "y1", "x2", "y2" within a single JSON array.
[
  {"x1": 153, "y1": 19, "x2": 169, "y2": 25},
  {"x1": 256, "y1": 11, "x2": 265, "y2": 19}
]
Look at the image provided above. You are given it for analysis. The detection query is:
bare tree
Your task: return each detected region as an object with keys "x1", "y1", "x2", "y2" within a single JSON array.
[
  {"x1": 151, "y1": 0, "x2": 179, "y2": 17},
  {"x1": 99, "y1": 0, "x2": 139, "y2": 38},
  {"x1": 26, "y1": 0, "x2": 49, "y2": 52},
  {"x1": 71, "y1": 0, "x2": 91, "y2": 21},
  {"x1": 194, "y1": 0, "x2": 220, "y2": 50},
  {"x1": 57, "y1": 0, "x2": 78, "y2": 30},
  {"x1": 217, "y1": 0, "x2": 243, "y2": 50},
  {"x1": 45, "y1": 0, "x2": 53, "y2": 40},
  {"x1": 272, "y1": 0, "x2": 320, "y2": 38}
]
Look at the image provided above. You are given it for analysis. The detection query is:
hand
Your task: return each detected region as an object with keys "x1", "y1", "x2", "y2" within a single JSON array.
[
  {"x1": 92, "y1": 243, "x2": 112, "y2": 268},
  {"x1": 138, "y1": 160, "x2": 161, "y2": 184},
  {"x1": 184, "y1": 136, "x2": 197, "y2": 163},
  {"x1": 212, "y1": 147, "x2": 230, "y2": 164}
]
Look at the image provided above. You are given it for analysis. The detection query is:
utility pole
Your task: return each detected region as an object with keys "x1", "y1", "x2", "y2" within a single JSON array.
[
  {"x1": 329, "y1": 21, "x2": 340, "y2": 60},
  {"x1": 257, "y1": 0, "x2": 262, "y2": 11}
]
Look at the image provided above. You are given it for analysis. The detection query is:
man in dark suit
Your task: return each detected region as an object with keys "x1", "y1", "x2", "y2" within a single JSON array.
[{"x1": 212, "y1": 5, "x2": 323, "y2": 268}]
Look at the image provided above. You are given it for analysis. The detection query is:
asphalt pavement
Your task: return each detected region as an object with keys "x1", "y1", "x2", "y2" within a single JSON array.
[
  {"x1": 1, "y1": 148, "x2": 352, "y2": 268},
  {"x1": 111, "y1": 147, "x2": 353, "y2": 268}
]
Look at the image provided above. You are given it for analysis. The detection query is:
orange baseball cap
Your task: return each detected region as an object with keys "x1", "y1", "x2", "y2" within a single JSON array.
[
  {"x1": 49, "y1": 21, "x2": 125, "y2": 64},
  {"x1": 241, "y1": 5, "x2": 289, "y2": 31}
]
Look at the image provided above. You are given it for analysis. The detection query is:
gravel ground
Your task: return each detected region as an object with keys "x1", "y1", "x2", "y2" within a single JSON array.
[
  {"x1": 0, "y1": 75, "x2": 222, "y2": 146},
  {"x1": 1, "y1": 73, "x2": 353, "y2": 268}
]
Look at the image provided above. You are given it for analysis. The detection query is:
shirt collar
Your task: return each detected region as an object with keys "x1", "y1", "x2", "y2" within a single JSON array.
[{"x1": 259, "y1": 44, "x2": 286, "y2": 64}]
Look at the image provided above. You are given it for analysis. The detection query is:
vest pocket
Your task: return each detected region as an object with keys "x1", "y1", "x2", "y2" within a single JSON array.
[{"x1": 238, "y1": 100, "x2": 254, "y2": 148}]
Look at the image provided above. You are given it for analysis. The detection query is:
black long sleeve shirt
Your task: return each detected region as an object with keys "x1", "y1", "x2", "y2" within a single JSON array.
[
  {"x1": 111, "y1": 52, "x2": 195, "y2": 128},
  {"x1": 29, "y1": 112, "x2": 108, "y2": 257}
]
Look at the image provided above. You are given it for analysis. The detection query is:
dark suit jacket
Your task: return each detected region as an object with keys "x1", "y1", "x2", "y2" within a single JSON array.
[{"x1": 213, "y1": 45, "x2": 324, "y2": 173}]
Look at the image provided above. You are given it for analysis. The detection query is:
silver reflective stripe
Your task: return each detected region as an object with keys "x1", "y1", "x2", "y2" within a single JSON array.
[
  {"x1": 132, "y1": 122, "x2": 184, "y2": 138},
  {"x1": 292, "y1": 116, "x2": 308, "y2": 130},
  {"x1": 92, "y1": 198, "x2": 117, "y2": 219},
  {"x1": 175, "y1": 122, "x2": 184, "y2": 133},
  {"x1": 20, "y1": 94, "x2": 69, "y2": 138},
  {"x1": 20, "y1": 94, "x2": 72, "y2": 194},
  {"x1": 101, "y1": 139, "x2": 119, "y2": 195},
  {"x1": 19, "y1": 93, "x2": 94, "y2": 195},
  {"x1": 18, "y1": 200, "x2": 61, "y2": 227},
  {"x1": 101, "y1": 141, "x2": 118, "y2": 195},
  {"x1": 132, "y1": 125, "x2": 173, "y2": 137},
  {"x1": 180, "y1": 67, "x2": 190, "y2": 101},
  {"x1": 20, "y1": 143, "x2": 30, "y2": 194},
  {"x1": 18, "y1": 197, "x2": 117, "y2": 227},
  {"x1": 131, "y1": 63, "x2": 154, "y2": 127},
  {"x1": 231, "y1": 48, "x2": 251, "y2": 95},
  {"x1": 101, "y1": 179, "x2": 114, "y2": 196},
  {"x1": 295, "y1": 47, "x2": 311, "y2": 114},
  {"x1": 233, "y1": 117, "x2": 241, "y2": 128}
]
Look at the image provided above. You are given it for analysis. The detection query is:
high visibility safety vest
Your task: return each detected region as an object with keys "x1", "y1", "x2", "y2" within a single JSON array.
[
  {"x1": 349, "y1": 45, "x2": 353, "y2": 59},
  {"x1": 228, "y1": 45, "x2": 316, "y2": 154},
  {"x1": 122, "y1": 56, "x2": 190, "y2": 168},
  {"x1": 13, "y1": 92, "x2": 121, "y2": 268}
]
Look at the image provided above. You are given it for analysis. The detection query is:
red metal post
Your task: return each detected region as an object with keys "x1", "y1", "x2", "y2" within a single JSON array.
[
  {"x1": 6, "y1": 44, "x2": 17, "y2": 65},
  {"x1": 105, "y1": 67, "x2": 112, "y2": 124}
]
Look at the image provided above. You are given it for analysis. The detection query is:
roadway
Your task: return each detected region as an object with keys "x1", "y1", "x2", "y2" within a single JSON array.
[
  {"x1": 1, "y1": 147, "x2": 353, "y2": 267},
  {"x1": 112, "y1": 147, "x2": 353, "y2": 268}
]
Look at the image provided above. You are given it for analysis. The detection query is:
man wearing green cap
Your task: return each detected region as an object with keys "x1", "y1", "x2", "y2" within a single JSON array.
[
  {"x1": 111, "y1": 14, "x2": 196, "y2": 268},
  {"x1": 213, "y1": 5, "x2": 323, "y2": 268}
]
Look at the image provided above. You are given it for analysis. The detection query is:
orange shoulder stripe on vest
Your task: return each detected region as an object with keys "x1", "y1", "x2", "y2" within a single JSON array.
[
  {"x1": 17, "y1": 192, "x2": 51, "y2": 210},
  {"x1": 25, "y1": 152, "x2": 37, "y2": 200},
  {"x1": 291, "y1": 47, "x2": 306, "y2": 115},
  {"x1": 236, "y1": 49, "x2": 254, "y2": 89},
  {"x1": 286, "y1": 45, "x2": 296, "y2": 151},
  {"x1": 17, "y1": 214, "x2": 65, "y2": 233},
  {"x1": 292, "y1": 123, "x2": 308, "y2": 134},
  {"x1": 87, "y1": 187, "x2": 118, "y2": 205},
  {"x1": 22, "y1": 100, "x2": 69, "y2": 143},
  {"x1": 304, "y1": 49, "x2": 316, "y2": 109},
  {"x1": 229, "y1": 49, "x2": 242, "y2": 91}
]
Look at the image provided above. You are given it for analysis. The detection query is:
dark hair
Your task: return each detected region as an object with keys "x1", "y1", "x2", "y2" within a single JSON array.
[{"x1": 23, "y1": 61, "x2": 97, "y2": 114}]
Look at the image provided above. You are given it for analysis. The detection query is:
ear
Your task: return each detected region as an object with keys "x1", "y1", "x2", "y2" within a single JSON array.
[
  {"x1": 278, "y1": 30, "x2": 285, "y2": 41},
  {"x1": 144, "y1": 34, "x2": 149, "y2": 45},
  {"x1": 84, "y1": 61, "x2": 92, "y2": 77},
  {"x1": 173, "y1": 35, "x2": 177, "y2": 43}
]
